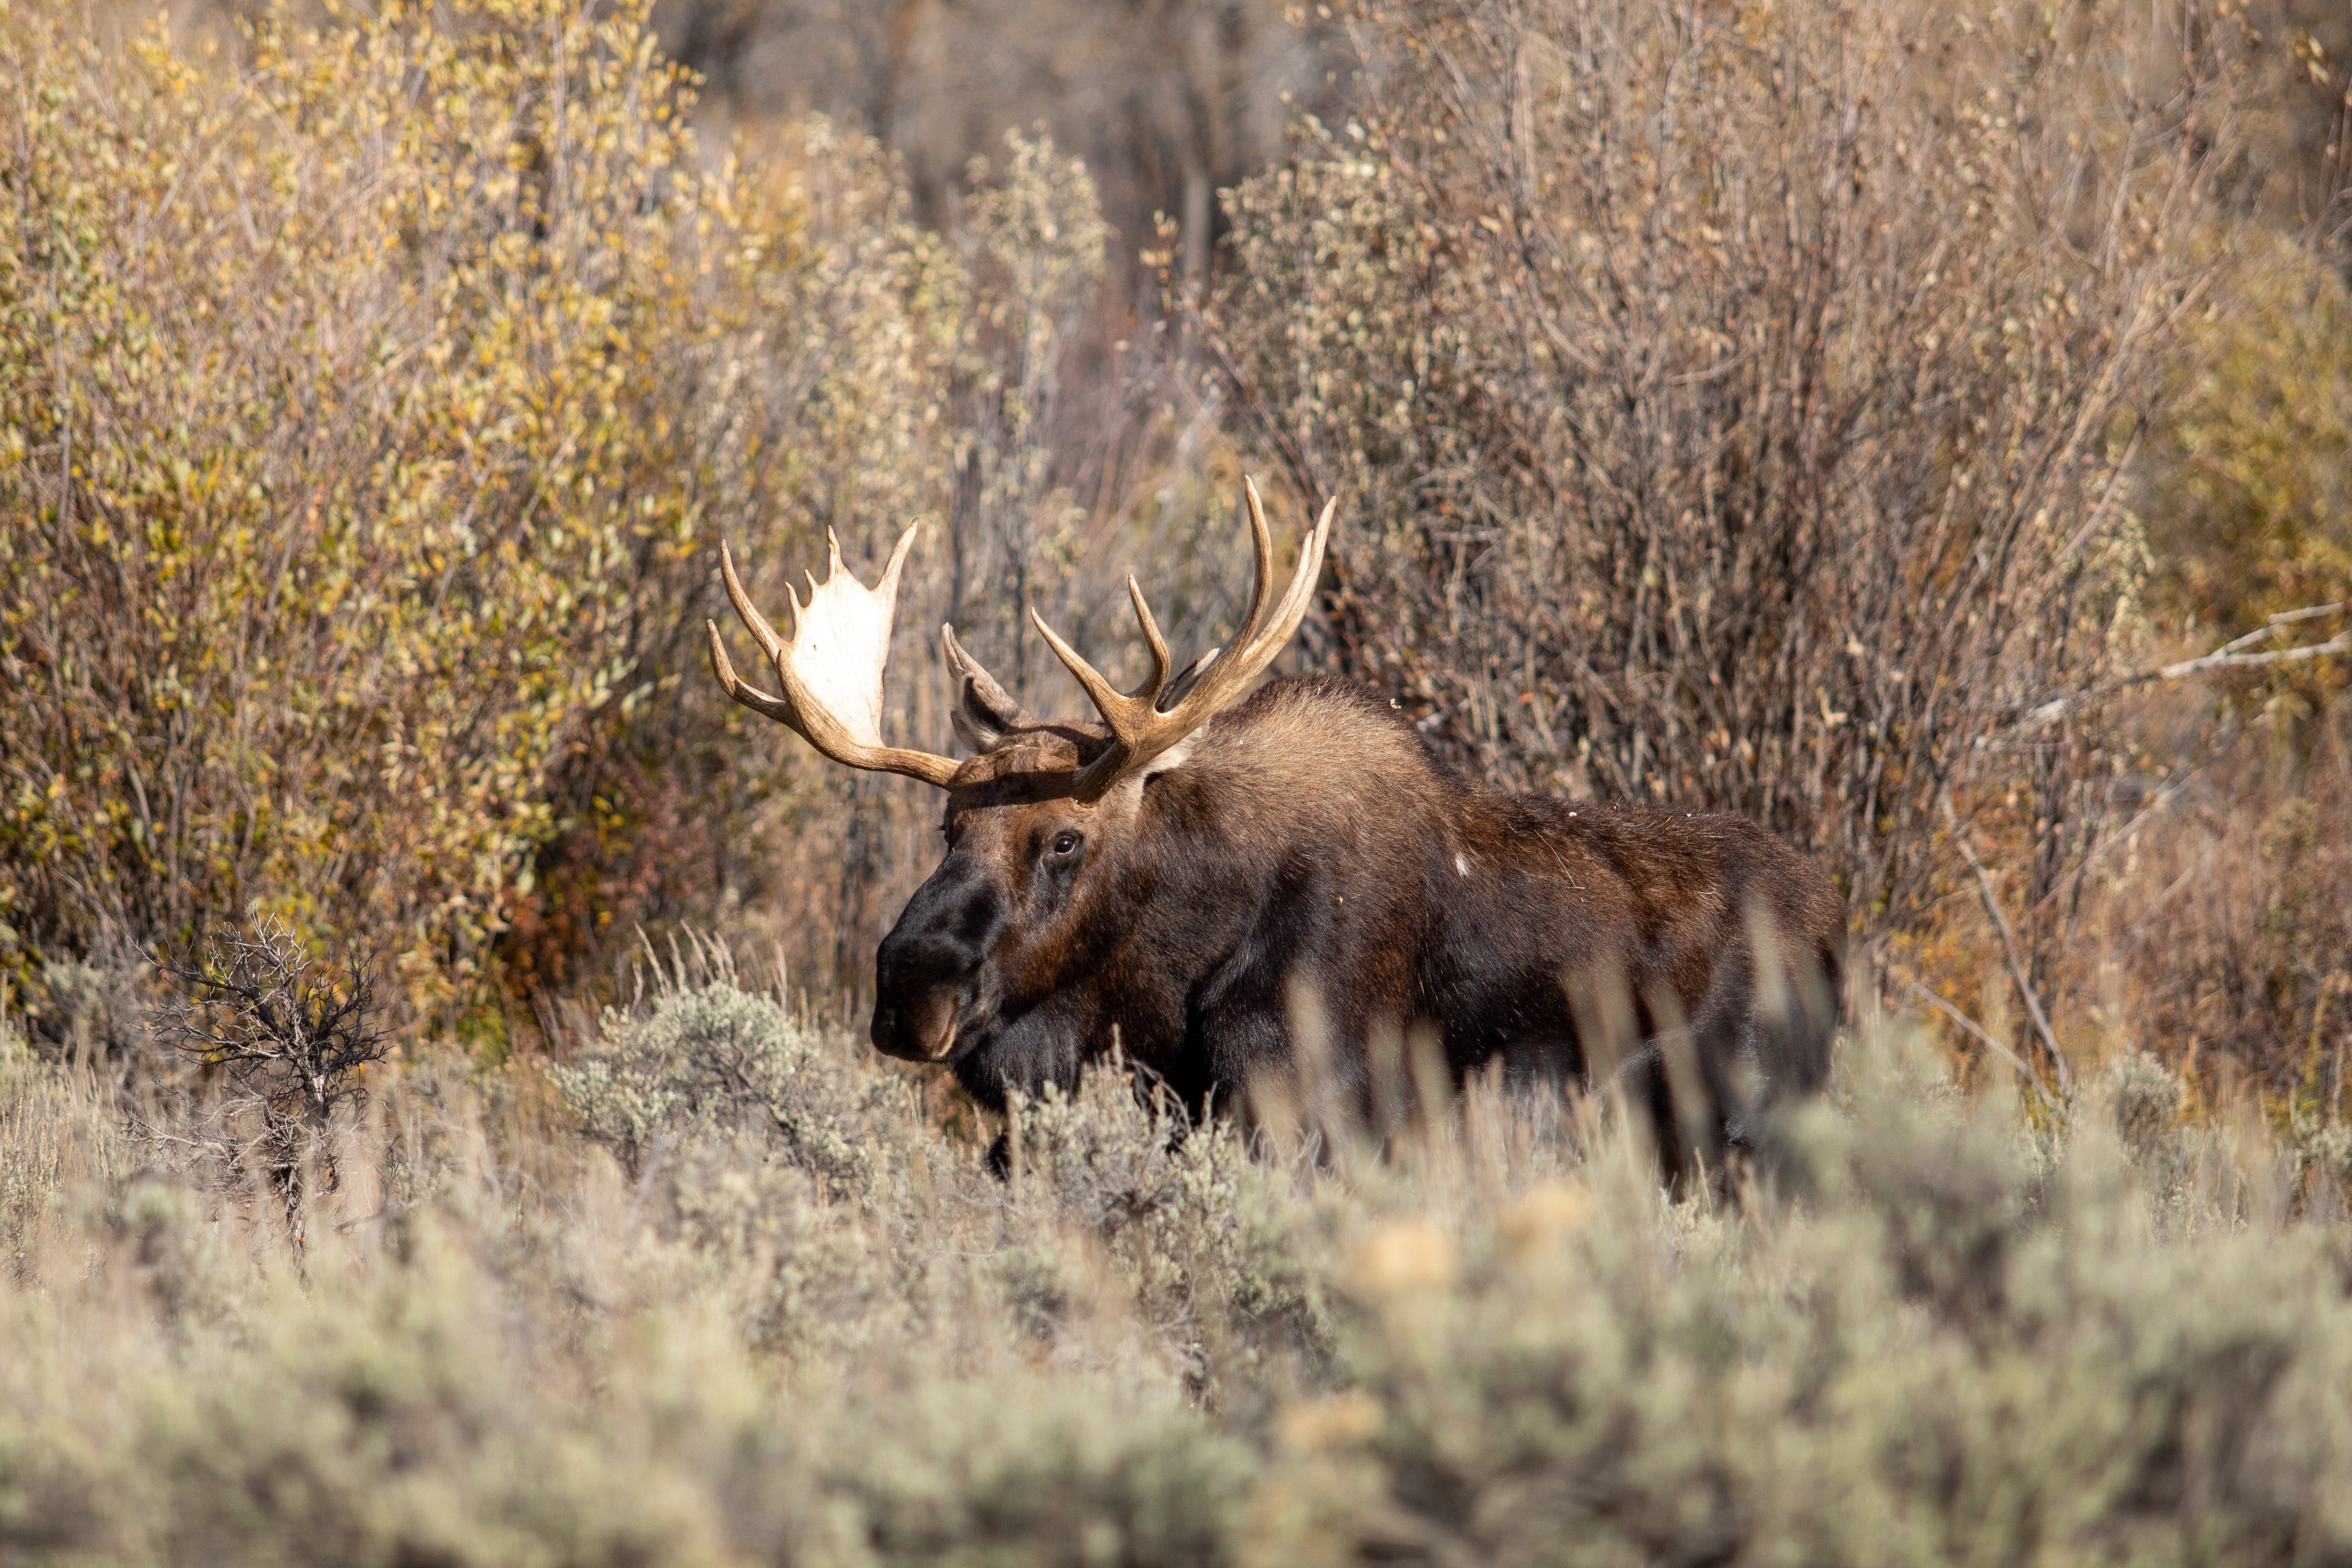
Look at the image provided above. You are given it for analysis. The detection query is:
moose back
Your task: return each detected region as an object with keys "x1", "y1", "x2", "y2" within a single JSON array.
[{"x1": 708, "y1": 482, "x2": 1844, "y2": 1170}]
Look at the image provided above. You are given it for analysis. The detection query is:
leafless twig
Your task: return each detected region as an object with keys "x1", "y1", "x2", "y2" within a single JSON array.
[
  {"x1": 1902, "y1": 976, "x2": 2052, "y2": 1098},
  {"x1": 2023, "y1": 605, "x2": 2349, "y2": 727},
  {"x1": 1942, "y1": 796, "x2": 2071, "y2": 1091}
]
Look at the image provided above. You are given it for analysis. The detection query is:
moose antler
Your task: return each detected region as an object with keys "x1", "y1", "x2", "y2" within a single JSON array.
[
  {"x1": 706, "y1": 528, "x2": 961, "y2": 788},
  {"x1": 1031, "y1": 478, "x2": 1335, "y2": 802}
]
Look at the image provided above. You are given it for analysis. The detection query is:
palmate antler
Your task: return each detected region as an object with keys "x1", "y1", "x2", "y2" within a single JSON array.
[
  {"x1": 1032, "y1": 478, "x2": 1335, "y2": 802},
  {"x1": 708, "y1": 479, "x2": 1333, "y2": 797},
  {"x1": 706, "y1": 527, "x2": 961, "y2": 787}
]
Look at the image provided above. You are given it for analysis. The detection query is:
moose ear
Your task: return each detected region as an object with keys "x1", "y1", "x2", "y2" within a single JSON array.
[{"x1": 941, "y1": 625, "x2": 1034, "y2": 752}]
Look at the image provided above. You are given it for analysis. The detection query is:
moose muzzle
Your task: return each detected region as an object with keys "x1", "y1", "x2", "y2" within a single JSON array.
[{"x1": 870, "y1": 873, "x2": 995, "y2": 1061}]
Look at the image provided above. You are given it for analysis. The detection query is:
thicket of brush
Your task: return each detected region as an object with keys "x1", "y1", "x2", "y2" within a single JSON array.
[
  {"x1": 1223, "y1": 0, "x2": 2221, "y2": 927},
  {"x1": 6, "y1": 0, "x2": 2349, "y2": 1102},
  {"x1": 9, "y1": 959, "x2": 2352, "y2": 1566}
]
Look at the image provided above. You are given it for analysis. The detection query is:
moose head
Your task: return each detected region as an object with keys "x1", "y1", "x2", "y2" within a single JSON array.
[{"x1": 708, "y1": 480, "x2": 1335, "y2": 1092}]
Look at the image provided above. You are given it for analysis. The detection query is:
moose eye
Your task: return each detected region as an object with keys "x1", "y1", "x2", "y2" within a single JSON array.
[{"x1": 1049, "y1": 831, "x2": 1081, "y2": 859}]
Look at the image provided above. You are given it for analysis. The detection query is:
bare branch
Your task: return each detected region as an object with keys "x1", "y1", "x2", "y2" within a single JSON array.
[
  {"x1": 2024, "y1": 606, "x2": 2349, "y2": 727},
  {"x1": 1941, "y1": 797, "x2": 2071, "y2": 1091},
  {"x1": 1902, "y1": 976, "x2": 2053, "y2": 1097}
]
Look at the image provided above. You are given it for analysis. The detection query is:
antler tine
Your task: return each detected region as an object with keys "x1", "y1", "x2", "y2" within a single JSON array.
[
  {"x1": 705, "y1": 618, "x2": 797, "y2": 724},
  {"x1": 1027, "y1": 606, "x2": 1132, "y2": 719},
  {"x1": 879, "y1": 526, "x2": 918, "y2": 596},
  {"x1": 1241, "y1": 496, "x2": 1335, "y2": 661},
  {"x1": 1025, "y1": 575, "x2": 1177, "y2": 721},
  {"x1": 941, "y1": 622, "x2": 1036, "y2": 735},
  {"x1": 1183, "y1": 495, "x2": 1333, "y2": 694},
  {"x1": 706, "y1": 528, "x2": 961, "y2": 789},
  {"x1": 1034, "y1": 481, "x2": 1336, "y2": 803},
  {"x1": 1238, "y1": 476, "x2": 1276, "y2": 643},
  {"x1": 1126, "y1": 576, "x2": 1173, "y2": 699},
  {"x1": 720, "y1": 540, "x2": 785, "y2": 663}
]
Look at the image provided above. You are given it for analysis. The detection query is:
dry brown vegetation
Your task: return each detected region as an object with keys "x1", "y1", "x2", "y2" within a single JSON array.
[
  {"x1": 5, "y1": 0, "x2": 2352, "y2": 1556},
  {"x1": 1225, "y1": 0, "x2": 2236, "y2": 937},
  {"x1": 5, "y1": 0, "x2": 2345, "y2": 1096}
]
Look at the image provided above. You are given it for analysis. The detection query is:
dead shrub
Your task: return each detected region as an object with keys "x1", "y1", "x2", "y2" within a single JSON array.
[
  {"x1": 1215, "y1": 0, "x2": 2246, "y2": 952},
  {"x1": 148, "y1": 919, "x2": 388, "y2": 1247}
]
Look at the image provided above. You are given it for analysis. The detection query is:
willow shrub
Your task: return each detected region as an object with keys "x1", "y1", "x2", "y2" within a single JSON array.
[
  {"x1": 0, "y1": 0, "x2": 1054, "y2": 1027},
  {"x1": 1215, "y1": 0, "x2": 2252, "y2": 943},
  {"x1": 2144, "y1": 234, "x2": 2352, "y2": 669},
  {"x1": 2019, "y1": 230, "x2": 2352, "y2": 1101},
  {"x1": 1, "y1": 0, "x2": 691, "y2": 1009}
]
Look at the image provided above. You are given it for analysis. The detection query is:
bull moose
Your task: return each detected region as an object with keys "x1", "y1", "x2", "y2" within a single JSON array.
[{"x1": 707, "y1": 481, "x2": 1844, "y2": 1171}]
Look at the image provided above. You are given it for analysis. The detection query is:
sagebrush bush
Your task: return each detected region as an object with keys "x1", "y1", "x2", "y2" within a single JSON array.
[
  {"x1": 550, "y1": 963, "x2": 1326, "y2": 1385},
  {"x1": 999, "y1": 1074, "x2": 1333, "y2": 1396},
  {"x1": 12, "y1": 978, "x2": 2352, "y2": 1564},
  {"x1": 552, "y1": 955, "x2": 908, "y2": 1200},
  {"x1": 1255, "y1": 1071, "x2": 2352, "y2": 1566}
]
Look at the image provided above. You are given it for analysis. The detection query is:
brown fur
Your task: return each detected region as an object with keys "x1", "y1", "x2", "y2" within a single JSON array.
[{"x1": 870, "y1": 675, "x2": 1844, "y2": 1172}]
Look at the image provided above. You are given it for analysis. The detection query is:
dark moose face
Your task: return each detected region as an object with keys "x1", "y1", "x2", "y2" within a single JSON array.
[
  {"x1": 869, "y1": 735, "x2": 1131, "y2": 1063},
  {"x1": 702, "y1": 477, "x2": 1332, "y2": 1069}
]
